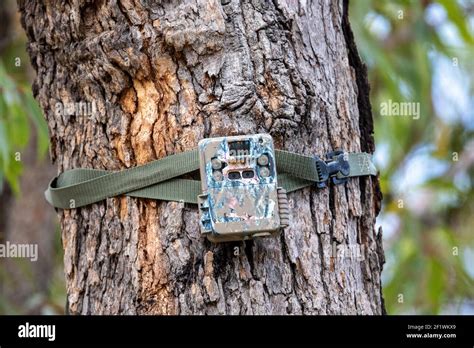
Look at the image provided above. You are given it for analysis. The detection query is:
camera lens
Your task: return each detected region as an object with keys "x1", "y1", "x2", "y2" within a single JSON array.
[
  {"x1": 211, "y1": 158, "x2": 222, "y2": 170},
  {"x1": 259, "y1": 167, "x2": 270, "y2": 178},
  {"x1": 228, "y1": 171, "x2": 241, "y2": 180},
  {"x1": 242, "y1": 170, "x2": 254, "y2": 179},
  {"x1": 257, "y1": 154, "x2": 269, "y2": 166},
  {"x1": 213, "y1": 170, "x2": 223, "y2": 181}
]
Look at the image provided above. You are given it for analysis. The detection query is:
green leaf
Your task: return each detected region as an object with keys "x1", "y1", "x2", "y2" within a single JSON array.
[
  {"x1": 0, "y1": 119, "x2": 10, "y2": 172},
  {"x1": 24, "y1": 90, "x2": 49, "y2": 158},
  {"x1": 438, "y1": 0, "x2": 474, "y2": 45}
]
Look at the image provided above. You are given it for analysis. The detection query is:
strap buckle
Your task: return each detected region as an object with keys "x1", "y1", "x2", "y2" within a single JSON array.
[{"x1": 314, "y1": 150, "x2": 350, "y2": 188}]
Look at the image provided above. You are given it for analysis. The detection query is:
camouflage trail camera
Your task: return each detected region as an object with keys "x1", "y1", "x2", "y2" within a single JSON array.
[{"x1": 198, "y1": 134, "x2": 289, "y2": 242}]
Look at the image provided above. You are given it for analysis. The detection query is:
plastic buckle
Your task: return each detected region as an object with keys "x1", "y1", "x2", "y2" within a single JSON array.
[{"x1": 314, "y1": 150, "x2": 350, "y2": 188}]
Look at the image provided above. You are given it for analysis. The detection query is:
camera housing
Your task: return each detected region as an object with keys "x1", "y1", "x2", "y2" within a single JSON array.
[{"x1": 198, "y1": 134, "x2": 288, "y2": 242}]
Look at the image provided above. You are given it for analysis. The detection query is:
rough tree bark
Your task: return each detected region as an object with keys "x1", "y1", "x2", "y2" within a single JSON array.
[{"x1": 19, "y1": 0, "x2": 384, "y2": 314}]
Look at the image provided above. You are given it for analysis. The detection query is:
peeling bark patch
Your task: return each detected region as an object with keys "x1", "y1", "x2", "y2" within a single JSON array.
[
  {"x1": 130, "y1": 79, "x2": 160, "y2": 164},
  {"x1": 257, "y1": 72, "x2": 284, "y2": 113},
  {"x1": 203, "y1": 251, "x2": 220, "y2": 302}
]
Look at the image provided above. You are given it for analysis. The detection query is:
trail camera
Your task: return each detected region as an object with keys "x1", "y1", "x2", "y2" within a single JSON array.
[{"x1": 198, "y1": 134, "x2": 289, "y2": 242}]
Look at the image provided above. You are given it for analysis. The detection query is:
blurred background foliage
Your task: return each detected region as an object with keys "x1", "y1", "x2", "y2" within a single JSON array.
[
  {"x1": 0, "y1": 60, "x2": 49, "y2": 193},
  {"x1": 0, "y1": 0, "x2": 64, "y2": 314},
  {"x1": 0, "y1": 0, "x2": 472, "y2": 314},
  {"x1": 350, "y1": 0, "x2": 474, "y2": 313}
]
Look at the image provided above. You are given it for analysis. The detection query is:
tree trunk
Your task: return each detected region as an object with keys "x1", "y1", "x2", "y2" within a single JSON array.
[{"x1": 19, "y1": 0, "x2": 384, "y2": 315}]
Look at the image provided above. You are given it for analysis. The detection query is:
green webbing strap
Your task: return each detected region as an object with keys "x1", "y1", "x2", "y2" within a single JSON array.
[
  {"x1": 129, "y1": 179, "x2": 201, "y2": 204},
  {"x1": 45, "y1": 149, "x2": 377, "y2": 209},
  {"x1": 45, "y1": 149, "x2": 200, "y2": 208},
  {"x1": 274, "y1": 152, "x2": 377, "y2": 192},
  {"x1": 345, "y1": 152, "x2": 378, "y2": 177},
  {"x1": 275, "y1": 151, "x2": 378, "y2": 181},
  {"x1": 275, "y1": 150, "x2": 320, "y2": 182},
  {"x1": 277, "y1": 173, "x2": 313, "y2": 193}
]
